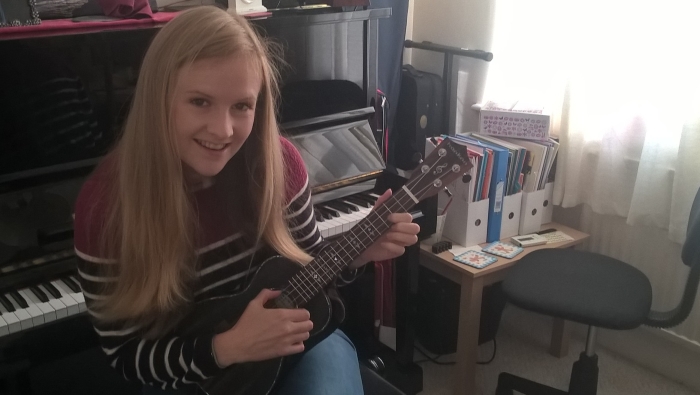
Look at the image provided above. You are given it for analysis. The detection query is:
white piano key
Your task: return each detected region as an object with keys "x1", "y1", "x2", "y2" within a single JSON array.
[
  {"x1": 324, "y1": 217, "x2": 342, "y2": 237},
  {"x1": 50, "y1": 280, "x2": 80, "y2": 316},
  {"x1": 19, "y1": 289, "x2": 52, "y2": 324},
  {"x1": 5, "y1": 294, "x2": 33, "y2": 330},
  {"x1": 344, "y1": 200, "x2": 372, "y2": 214},
  {"x1": 0, "y1": 305, "x2": 21, "y2": 334},
  {"x1": 38, "y1": 284, "x2": 68, "y2": 320},
  {"x1": 0, "y1": 315, "x2": 9, "y2": 337},
  {"x1": 55, "y1": 280, "x2": 86, "y2": 313},
  {"x1": 317, "y1": 222, "x2": 330, "y2": 239},
  {"x1": 332, "y1": 220, "x2": 346, "y2": 236},
  {"x1": 69, "y1": 276, "x2": 88, "y2": 312},
  {"x1": 324, "y1": 207, "x2": 353, "y2": 232},
  {"x1": 342, "y1": 212, "x2": 366, "y2": 232}
]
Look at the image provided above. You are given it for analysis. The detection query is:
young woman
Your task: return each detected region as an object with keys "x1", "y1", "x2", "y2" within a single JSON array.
[{"x1": 73, "y1": 6, "x2": 419, "y2": 395}]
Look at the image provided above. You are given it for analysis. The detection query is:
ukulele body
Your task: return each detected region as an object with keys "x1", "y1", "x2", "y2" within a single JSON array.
[{"x1": 177, "y1": 255, "x2": 333, "y2": 395}]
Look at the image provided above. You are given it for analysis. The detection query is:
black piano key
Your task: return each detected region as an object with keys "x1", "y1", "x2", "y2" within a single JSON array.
[
  {"x1": 342, "y1": 199, "x2": 367, "y2": 210},
  {"x1": 326, "y1": 201, "x2": 352, "y2": 214},
  {"x1": 314, "y1": 210, "x2": 325, "y2": 222},
  {"x1": 359, "y1": 192, "x2": 379, "y2": 203},
  {"x1": 29, "y1": 285, "x2": 49, "y2": 303},
  {"x1": 61, "y1": 276, "x2": 81, "y2": 293},
  {"x1": 318, "y1": 207, "x2": 334, "y2": 220},
  {"x1": 316, "y1": 206, "x2": 337, "y2": 219},
  {"x1": 353, "y1": 194, "x2": 376, "y2": 206},
  {"x1": 337, "y1": 200, "x2": 360, "y2": 212},
  {"x1": 345, "y1": 196, "x2": 372, "y2": 208},
  {"x1": 0, "y1": 294, "x2": 15, "y2": 312},
  {"x1": 43, "y1": 282, "x2": 63, "y2": 299},
  {"x1": 323, "y1": 206, "x2": 341, "y2": 217},
  {"x1": 322, "y1": 206, "x2": 341, "y2": 218},
  {"x1": 9, "y1": 290, "x2": 29, "y2": 309}
]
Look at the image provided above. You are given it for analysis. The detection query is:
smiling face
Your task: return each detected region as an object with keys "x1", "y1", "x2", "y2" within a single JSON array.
[{"x1": 172, "y1": 55, "x2": 261, "y2": 184}]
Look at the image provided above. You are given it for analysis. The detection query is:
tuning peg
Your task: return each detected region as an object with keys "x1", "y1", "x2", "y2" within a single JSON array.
[
  {"x1": 443, "y1": 187, "x2": 453, "y2": 198},
  {"x1": 462, "y1": 174, "x2": 472, "y2": 183}
]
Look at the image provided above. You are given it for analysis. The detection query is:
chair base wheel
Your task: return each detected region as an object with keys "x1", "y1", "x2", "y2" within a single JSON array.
[{"x1": 496, "y1": 352, "x2": 599, "y2": 395}]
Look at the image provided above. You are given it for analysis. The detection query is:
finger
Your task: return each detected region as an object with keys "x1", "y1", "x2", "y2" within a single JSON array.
[
  {"x1": 379, "y1": 242, "x2": 405, "y2": 257},
  {"x1": 282, "y1": 320, "x2": 312, "y2": 336},
  {"x1": 285, "y1": 342, "x2": 305, "y2": 356},
  {"x1": 383, "y1": 232, "x2": 419, "y2": 246},
  {"x1": 280, "y1": 308, "x2": 311, "y2": 322},
  {"x1": 286, "y1": 319, "x2": 313, "y2": 334},
  {"x1": 254, "y1": 289, "x2": 282, "y2": 305},
  {"x1": 289, "y1": 331, "x2": 311, "y2": 344},
  {"x1": 390, "y1": 222, "x2": 421, "y2": 235},
  {"x1": 387, "y1": 213, "x2": 414, "y2": 224},
  {"x1": 373, "y1": 189, "x2": 392, "y2": 210},
  {"x1": 281, "y1": 320, "x2": 313, "y2": 336}
]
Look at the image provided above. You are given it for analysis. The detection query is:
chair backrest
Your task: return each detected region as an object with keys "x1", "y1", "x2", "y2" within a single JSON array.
[
  {"x1": 682, "y1": 187, "x2": 700, "y2": 267},
  {"x1": 646, "y1": 187, "x2": 700, "y2": 328}
]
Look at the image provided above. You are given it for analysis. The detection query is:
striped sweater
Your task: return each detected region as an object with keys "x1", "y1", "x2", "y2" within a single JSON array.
[{"x1": 73, "y1": 138, "x2": 333, "y2": 390}]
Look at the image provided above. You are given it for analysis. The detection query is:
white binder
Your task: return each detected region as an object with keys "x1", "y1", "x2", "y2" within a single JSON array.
[
  {"x1": 519, "y1": 189, "x2": 546, "y2": 235},
  {"x1": 500, "y1": 192, "x2": 522, "y2": 239},
  {"x1": 541, "y1": 182, "x2": 554, "y2": 224}
]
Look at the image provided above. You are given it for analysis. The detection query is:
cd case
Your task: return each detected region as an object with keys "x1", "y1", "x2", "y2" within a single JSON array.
[
  {"x1": 453, "y1": 250, "x2": 498, "y2": 269},
  {"x1": 481, "y1": 241, "x2": 524, "y2": 259}
]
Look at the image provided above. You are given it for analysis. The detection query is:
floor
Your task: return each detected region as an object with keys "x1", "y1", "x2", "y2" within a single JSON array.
[{"x1": 417, "y1": 306, "x2": 700, "y2": 395}]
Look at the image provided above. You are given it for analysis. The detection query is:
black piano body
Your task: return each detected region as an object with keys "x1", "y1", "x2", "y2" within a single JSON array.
[{"x1": 0, "y1": 6, "x2": 429, "y2": 395}]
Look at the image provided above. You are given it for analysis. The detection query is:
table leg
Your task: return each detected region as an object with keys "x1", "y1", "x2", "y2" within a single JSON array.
[
  {"x1": 549, "y1": 318, "x2": 571, "y2": 358},
  {"x1": 453, "y1": 274, "x2": 484, "y2": 395}
]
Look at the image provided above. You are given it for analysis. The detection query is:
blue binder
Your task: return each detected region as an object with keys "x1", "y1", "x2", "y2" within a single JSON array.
[{"x1": 450, "y1": 134, "x2": 509, "y2": 242}]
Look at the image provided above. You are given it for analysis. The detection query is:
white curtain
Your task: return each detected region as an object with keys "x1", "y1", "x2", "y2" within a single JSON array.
[{"x1": 483, "y1": 0, "x2": 700, "y2": 244}]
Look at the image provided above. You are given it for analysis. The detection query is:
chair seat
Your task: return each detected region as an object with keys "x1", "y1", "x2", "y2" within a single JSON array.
[{"x1": 503, "y1": 249, "x2": 652, "y2": 330}]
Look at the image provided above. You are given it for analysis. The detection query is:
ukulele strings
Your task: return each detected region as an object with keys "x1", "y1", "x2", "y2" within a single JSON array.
[{"x1": 285, "y1": 142, "x2": 464, "y2": 304}]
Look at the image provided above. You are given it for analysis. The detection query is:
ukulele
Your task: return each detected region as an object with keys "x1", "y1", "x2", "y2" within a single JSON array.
[{"x1": 176, "y1": 137, "x2": 472, "y2": 395}]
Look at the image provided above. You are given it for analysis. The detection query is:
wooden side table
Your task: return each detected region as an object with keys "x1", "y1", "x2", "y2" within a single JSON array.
[{"x1": 418, "y1": 222, "x2": 589, "y2": 395}]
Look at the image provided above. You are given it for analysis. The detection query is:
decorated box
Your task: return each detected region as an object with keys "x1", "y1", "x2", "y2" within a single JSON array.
[{"x1": 479, "y1": 100, "x2": 550, "y2": 141}]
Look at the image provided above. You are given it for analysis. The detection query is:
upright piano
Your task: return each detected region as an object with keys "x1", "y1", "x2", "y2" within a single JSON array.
[{"x1": 0, "y1": 6, "x2": 431, "y2": 395}]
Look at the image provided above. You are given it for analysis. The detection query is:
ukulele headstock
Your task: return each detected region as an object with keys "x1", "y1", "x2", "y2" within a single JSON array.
[{"x1": 404, "y1": 137, "x2": 472, "y2": 201}]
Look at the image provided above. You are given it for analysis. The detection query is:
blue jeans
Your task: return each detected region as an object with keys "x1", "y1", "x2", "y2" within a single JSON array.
[{"x1": 142, "y1": 329, "x2": 364, "y2": 395}]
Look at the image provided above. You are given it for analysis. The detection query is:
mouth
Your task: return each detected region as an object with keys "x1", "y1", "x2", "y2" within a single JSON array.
[{"x1": 195, "y1": 139, "x2": 228, "y2": 151}]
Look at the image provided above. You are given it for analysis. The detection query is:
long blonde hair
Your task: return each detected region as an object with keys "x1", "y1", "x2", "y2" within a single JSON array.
[{"x1": 96, "y1": 6, "x2": 311, "y2": 331}]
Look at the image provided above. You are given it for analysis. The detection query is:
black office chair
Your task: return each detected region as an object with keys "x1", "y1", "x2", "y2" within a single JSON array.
[{"x1": 495, "y1": 187, "x2": 700, "y2": 395}]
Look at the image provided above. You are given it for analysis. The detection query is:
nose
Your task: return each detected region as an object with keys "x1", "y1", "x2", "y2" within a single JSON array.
[{"x1": 208, "y1": 109, "x2": 235, "y2": 141}]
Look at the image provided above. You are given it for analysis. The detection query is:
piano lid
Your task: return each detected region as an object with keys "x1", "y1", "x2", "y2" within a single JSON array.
[{"x1": 286, "y1": 118, "x2": 385, "y2": 195}]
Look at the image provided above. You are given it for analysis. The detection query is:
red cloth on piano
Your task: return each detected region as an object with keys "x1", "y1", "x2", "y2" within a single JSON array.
[{"x1": 98, "y1": 0, "x2": 153, "y2": 19}]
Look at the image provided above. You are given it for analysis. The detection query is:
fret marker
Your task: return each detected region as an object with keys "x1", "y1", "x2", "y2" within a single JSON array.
[{"x1": 402, "y1": 185, "x2": 419, "y2": 204}]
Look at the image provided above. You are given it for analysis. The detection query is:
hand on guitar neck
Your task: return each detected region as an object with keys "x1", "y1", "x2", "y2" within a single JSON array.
[
  {"x1": 212, "y1": 289, "x2": 314, "y2": 367},
  {"x1": 352, "y1": 189, "x2": 420, "y2": 267}
]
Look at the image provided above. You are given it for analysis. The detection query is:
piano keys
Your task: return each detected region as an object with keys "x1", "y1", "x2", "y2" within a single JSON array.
[
  {"x1": 314, "y1": 191, "x2": 380, "y2": 238},
  {"x1": 0, "y1": 276, "x2": 86, "y2": 336}
]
